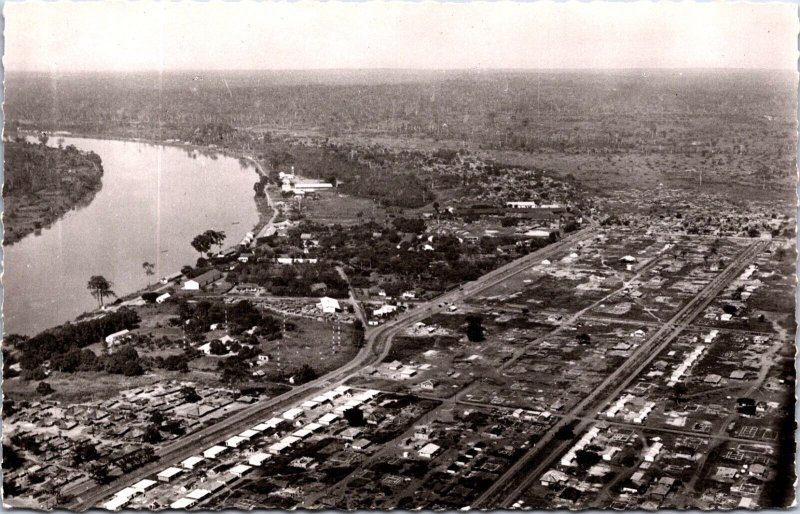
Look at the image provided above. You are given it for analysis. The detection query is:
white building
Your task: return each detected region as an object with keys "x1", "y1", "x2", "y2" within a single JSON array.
[
  {"x1": 249, "y1": 452, "x2": 271, "y2": 466},
  {"x1": 507, "y1": 201, "x2": 539, "y2": 209},
  {"x1": 180, "y1": 455, "x2": 205, "y2": 470},
  {"x1": 318, "y1": 296, "x2": 341, "y2": 314},
  {"x1": 169, "y1": 498, "x2": 196, "y2": 510},
  {"x1": 419, "y1": 443, "x2": 441, "y2": 459},
  {"x1": 102, "y1": 496, "x2": 130, "y2": 511},
  {"x1": 373, "y1": 304, "x2": 398, "y2": 317},
  {"x1": 157, "y1": 467, "x2": 184, "y2": 482},
  {"x1": 203, "y1": 446, "x2": 228, "y2": 459},
  {"x1": 105, "y1": 329, "x2": 130, "y2": 346},
  {"x1": 229, "y1": 464, "x2": 253, "y2": 478},
  {"x1": 282, "y1": 407, "x2": 304, "y2": 420},
  {"x1": 225, "y1": 436, "x2": 247, "y2": 448},
  {"x1": 182, "y1": 269, "x2": 223, "y2": 291}
]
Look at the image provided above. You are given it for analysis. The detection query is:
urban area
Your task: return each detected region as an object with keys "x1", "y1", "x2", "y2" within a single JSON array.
[{"x1": 1, "y1": 6, "x2": 796, "y2": 512}]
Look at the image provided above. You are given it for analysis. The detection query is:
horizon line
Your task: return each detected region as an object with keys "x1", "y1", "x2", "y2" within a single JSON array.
[{"x1": 4, "y1": 66, "x2": 797, "y2": 74}]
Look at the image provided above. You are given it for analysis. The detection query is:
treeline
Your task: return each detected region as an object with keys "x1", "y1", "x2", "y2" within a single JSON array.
[
  {"x1": 12, "y1": 308, "x2": 140, "y2": 371},
  {"x1": 243, "y1": 219, "x2": 541, "y2": 296},
  {"x1": 176, "y1": 299, "x2": 282, "y2": 337},
  {"x1": 264, "y1": 142, "x2": 431, "y2": 208},
  {"x1": 4, "y1": 139, "x2": 102, "y2": 196},
  {"x1": 6, "y1": 70, "x2": 794, "y2": 157}
]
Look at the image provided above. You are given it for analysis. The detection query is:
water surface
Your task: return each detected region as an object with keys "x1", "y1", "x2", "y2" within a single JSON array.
[{"x1": 4, "y1": 137, "x2": 259, "y2": 336}]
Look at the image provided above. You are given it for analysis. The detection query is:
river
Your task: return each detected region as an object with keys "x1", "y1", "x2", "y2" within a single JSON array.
[{"x1": 4, "y1": 137, "x2": 260, "y2": 336}]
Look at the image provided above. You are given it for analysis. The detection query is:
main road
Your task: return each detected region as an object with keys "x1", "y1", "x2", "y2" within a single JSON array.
[{"x1": 67, "y1": 225, "x2": 598, "y2": 510}]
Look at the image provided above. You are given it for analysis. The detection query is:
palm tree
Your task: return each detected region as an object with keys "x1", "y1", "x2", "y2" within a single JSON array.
[
  {"x1": 87, "y1": 275, "x2": 116, "y2": 309},
  {"x1": 142, "y1": 262, "x2": 155, "y2": 285}
]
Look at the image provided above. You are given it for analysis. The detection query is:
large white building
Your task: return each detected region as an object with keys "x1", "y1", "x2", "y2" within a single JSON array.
[{"x1": 318, "y1": 296, "x2": 341, "y2": 314}]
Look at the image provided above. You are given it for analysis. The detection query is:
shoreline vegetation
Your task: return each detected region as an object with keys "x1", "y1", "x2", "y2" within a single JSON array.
[
  {"x1": 3, "y1": 137, "x2": 104, "y2": 245},
  {"x1": 14, "y1": 129, "x2": 276, "y2": 242}
]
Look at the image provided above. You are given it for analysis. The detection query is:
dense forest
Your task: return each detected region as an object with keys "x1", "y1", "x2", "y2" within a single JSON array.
[
  {"x1": 3, "y1": 138, "x2": 104, "y2": 244},
  {"x1": 5, "y1": 70, "x2": 795, "y2": 195}
]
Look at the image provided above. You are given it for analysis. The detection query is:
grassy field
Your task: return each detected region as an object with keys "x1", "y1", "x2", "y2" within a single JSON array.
[
  {"x1": 257, "y1": 316, "x2": 360, "y2": 380},
  {"x1": 3, "y1": 370, "x2": 212, "y2": 404},
  {"x1": 303, "y1": 192, "x2": 389, "y2": 225}
]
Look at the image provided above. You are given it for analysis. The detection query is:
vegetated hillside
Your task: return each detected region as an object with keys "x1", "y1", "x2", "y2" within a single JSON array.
[
  {"x1": 3, "y1": 138, "x2": 104, "y2": 245},
  {"x1": 5, "y1": 69, "x2": 795, "y2": 195}
]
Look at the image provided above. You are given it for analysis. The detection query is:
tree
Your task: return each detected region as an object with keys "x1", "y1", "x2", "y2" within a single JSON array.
[
  {"x1": 181, "y1": 386, "x2": 201, "y2": 403},
  {"x1": 38, "y1": 132, "x2": 49, "y2": 146},
  {"x1": 577, "y1": 333, "x2": 592, "y2": 345},
  {"x1": 294, "y1": 364, "x2": 318, "y2": 384},
  {"x1": 555, "y1": 424, "x2": 576, "y2": 440},
  {"x1": 672, "y1": 382, "x2": 688, "y2": 404},
  {"x1": 21, "y1": 366, "x2": 47, "y2": 381},
  {"x1": 87, "y1": 275, "x2": 116, "y2": 308},
  {"x1": 344, "y1": 407, "x2": 366, "y2": 427},
  {"x1": 141, "y1": 425, "x2": 162, "y2": 444},
  {"x1": 121, "y1": 359, "x2": 144, "y2": 376},
  {"x1": 142, "y1": 292, "x2": 159, "y2": 304},
  {"x1": 36, "y1": 381, "x2": 54, "y2": 396},
  {"x1": 88, "y1": 463, "x2": 111, "y2": 483},
  {"x1": 191, "y1": 230, "x2": 226, "y2": 258},
  {"x1": 72, "y1": 440, "x2": 100, "y2": 465},
  {"x1": 466, "y1": 315, "x2": 485, "y2": 342},
  {"x1": 352, "y1": 319, "x2": 365, "y2": 347},
  {"x1": 575, "y1": 450, "x2": 601, "y2": 468},
  {"x1": 209, "y1": 339, "x2": 228, "y2": 355},
  {"x1": 142, "y1": 262, "x2": 155, "y2": 285}
]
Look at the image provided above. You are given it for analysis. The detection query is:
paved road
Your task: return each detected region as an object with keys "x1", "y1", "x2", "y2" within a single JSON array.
[
  {"x1": 241, "y1": 156, "x2": 280, "y2": 239},
  {"x1": 67, "y1": 226, "x2": 598, "y2": 510},
  {"x1": 335, "y1": 265, "x2": 368, "y2": 327},
  {"x1": 472, "y1": 239, "x2": 767, "y2": 508}
]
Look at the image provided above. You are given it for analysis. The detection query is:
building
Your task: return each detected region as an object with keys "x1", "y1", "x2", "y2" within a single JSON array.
[
  {"x1": 131, "y1": 479, "x2": 157, "y2": 493},
  {"x1": 229, "y1": 464, "x2": 253, "y2": 478},
  {"x1": 294, "y1": 181, "x2": 333, "y2": 192},
  {"x1": 249, "y1": 452, "x2": 271, "y2": 466},
  {"x1": 419, "y1": 443, "x2": 441, "y2": 459},
  {"x1": 157, "y1": 467, "x2": 184, "y2": 483},
  {"x1": 180, "y1": 455, "x2": 205, "y2": 470},
  {"x1": 102, "y1": 496, "x2": 130, "y2": 511},
  {"x1": 373, "y1": 304, "x2": 398, "y2": 317},
  {"x1": 282, "y1": 407, "x2": 304, "y2": 420},
  {"x1": 318, "y1": 297, "x2": 341, "y2": 314},
  {"x1": 155, "y1": 293, "x2": 171, "y2": 304},
  {"x1": 524, "y1": 229, "x2": 555, "y2": 239},
  {"x1": 507, "y1": 201, "x2": 539, "y2": 209},
  {"x1": 169, "y1": 498, "x2": 197, "y2": 510},
  {"x1": 275, "y1": 256, "x2": 319, "y2": 265},
  {"x1": 317, "y1": 412, "x2": 340, "y2": 426},
  {"x1": 186, "y1": 489, "x2": 211, "y2": 503},
  {"x1": 351, "y1": 438, "x2": 372, "y2": 450},
  {"x1": 203, "y1": 446, "x2": 228, "y2": 459},
  {"x1": 225, "y1": 436, "x2": 247, "y2": 448},
  {"x1": 183, "y1": 269, "x2": 223, "y2": 291},
  {"x1": 419, "y1": 380, "x2": 436, "y2": 391},
  {"x1": 105, "y1": 329, "x2": 131, "y2": 347},
  {"x1": 238, "y1": 429, "x2": 259, "y2": 440}
]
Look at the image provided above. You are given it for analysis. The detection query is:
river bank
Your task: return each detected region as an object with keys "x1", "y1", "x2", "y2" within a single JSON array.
[
  {"x1": 19, "y1": 129, "x2": 277, "y2": 253},
  {"x1": 3, "y1": 140, "x2": 105, "y2": 245},
  {"x1": 4, "y1": 135, "x2": 265, "y2": 336}
]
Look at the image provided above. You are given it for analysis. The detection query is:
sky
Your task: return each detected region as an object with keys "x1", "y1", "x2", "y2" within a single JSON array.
[{"x1": 3, "y1": 1, "x2": 798, "y2": 72}]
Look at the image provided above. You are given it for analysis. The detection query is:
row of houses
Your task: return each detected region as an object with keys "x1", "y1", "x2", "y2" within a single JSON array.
[{"x1": 101, "y1": 386, "x2": 378, "y2": 510}]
